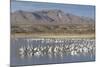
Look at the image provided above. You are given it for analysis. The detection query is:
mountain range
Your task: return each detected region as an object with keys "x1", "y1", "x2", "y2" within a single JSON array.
[
  {"x1": 11, "y1": 9, "x2": 94, "y2": 25},
  {"x1": 11, "y1": 9, "x2": 95, "y2": 34}
]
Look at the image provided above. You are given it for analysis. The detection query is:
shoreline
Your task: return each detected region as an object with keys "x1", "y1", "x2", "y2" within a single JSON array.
[{"x1": 11, "y1": 33, "x2": 95, "y2": 39}]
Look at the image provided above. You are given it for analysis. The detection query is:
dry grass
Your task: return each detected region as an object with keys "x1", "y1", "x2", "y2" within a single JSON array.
[{"x1": 11, "y1": 24, "x2": 95, "y2": 39}]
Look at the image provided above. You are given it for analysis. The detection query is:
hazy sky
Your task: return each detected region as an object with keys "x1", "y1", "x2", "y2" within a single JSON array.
[{"x1": 11, "y1": 1, "x2": 95, "y2": 19}]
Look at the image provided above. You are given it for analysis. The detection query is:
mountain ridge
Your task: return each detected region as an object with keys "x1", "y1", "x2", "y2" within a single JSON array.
[{"x1": 11, "y1": 9, "x2": 95, "y2": 25}]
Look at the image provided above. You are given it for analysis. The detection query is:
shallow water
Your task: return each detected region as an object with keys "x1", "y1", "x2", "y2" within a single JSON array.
[{"x1": 10, "y1": 38, "x2": 95, "y2": 66}]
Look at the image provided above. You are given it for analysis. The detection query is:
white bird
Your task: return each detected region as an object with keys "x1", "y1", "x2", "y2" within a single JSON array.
[
  {"x1": 71, "y1": 50, "x2": 77, "y2": 56},
  {"x1": 19, "y1": 46, "x2": 26, "y2": 57},
  {"x1": 48, "y1": 46, "x2": 52, "y2": 53},
  {"x1": 83, "y1": 47, "x2": 88, "y2": 53},
  {"x1": 34, "y1": 51, "x2": 41, "y2": 57}
]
